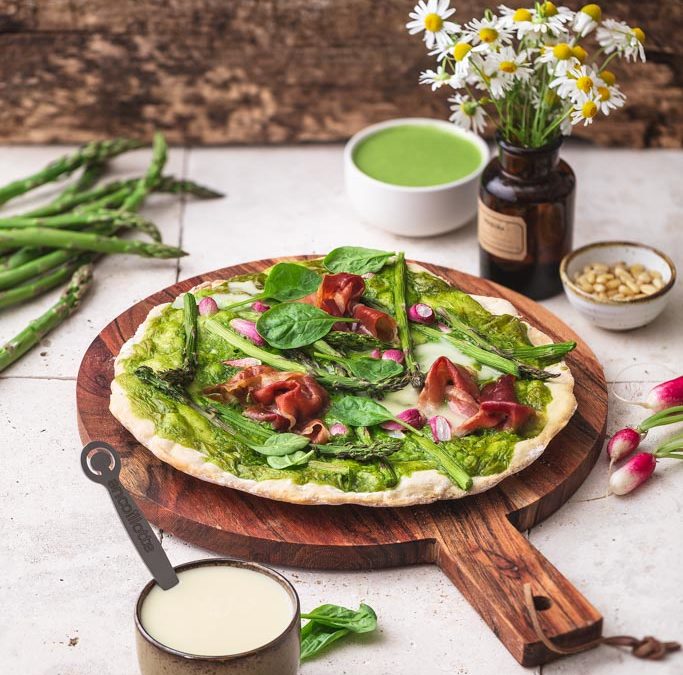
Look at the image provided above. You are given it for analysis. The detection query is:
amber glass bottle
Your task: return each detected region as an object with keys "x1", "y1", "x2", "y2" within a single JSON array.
[{"x1": 478, "y1": 135, "x2": 575, "y2": 300}]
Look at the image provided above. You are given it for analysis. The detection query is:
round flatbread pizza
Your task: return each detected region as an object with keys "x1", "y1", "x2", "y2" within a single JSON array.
[{"x1": 110, "y1": 249, "x2": 576, "y2": 506}]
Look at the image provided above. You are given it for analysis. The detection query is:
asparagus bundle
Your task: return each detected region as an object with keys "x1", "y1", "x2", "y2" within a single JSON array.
[{"x1": 0, "y1": 134, "x2": 224, "y2": 373}]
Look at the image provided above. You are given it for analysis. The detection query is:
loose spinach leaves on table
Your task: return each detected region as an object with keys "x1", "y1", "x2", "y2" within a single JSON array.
[
  {"x1": 256, "y1": 302, "x2": 354, "y2": 349},
  {"x1": 300, "y1": 603, "x2": 378, "y2": 661},
  {"x1": 323, "y1": 246, "x2": 393, "y2": 275}
]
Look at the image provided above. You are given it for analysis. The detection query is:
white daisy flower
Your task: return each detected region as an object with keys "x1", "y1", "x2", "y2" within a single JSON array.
[
  {"x1": 595, "y1": 80, "x2": 626, "y2": 114},
  {"x1": 570, "y1": 98, "x2": 600, "y2": 126},
  {"x1": 465, "y1": 16, "x2": 513, "y2": 53},
  {"x1": 498, "y1": 5, "x2": 535, "y2": 39},
  {"x1": 573, "y1": 3, "x2": 602, "y2": 37},
  {"x1": 486, "y1": 47, "x2": 533, "y2": 94},
  {"x1": 537, "y1": 42, "x2": 579, "y2": 76},
  {"x1": 407, "y1": 0, "x2": 459, "y2": 49},
  {"x1": 529, "y1": 2, "x2": 573, "y2": 36},
  {"x1": 550, "y1": 64, "x2": 599, "y2": 103},
  {"x1": 419, "y1": 65, "x2": 459, "y2": 90},
  {"x1": 561, "y1": 115, "x2": 573, "y2": 136},
  {"x1": 448, "y1": 94, "x2": 487, "y2": 134},
  {"x1": 596, "y1": 19, "x2": 646, "y2": 62},
  {"x1": 449, "y1": 40, "x2": 480, "y2": 78}
]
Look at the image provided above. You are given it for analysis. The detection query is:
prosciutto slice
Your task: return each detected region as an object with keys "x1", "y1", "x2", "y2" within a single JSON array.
[
  {"x1": 205, "y1": 365, "x2": 329, "y2": 432},
  {"x1": 304, "y1": 271, "x2": 397, "y2": 342},
  {"x1": 351, "y1": 304, "x2": 398, "y2": 343},
  {"x1": 418, "y1": 356, "x2": 480, "y2": 418},
  {"x1": 457, "y1": 375, "x2": 535, "y2": 435},
  {"x1": 417, "y1": 360, "x2": 535, "y2": 435}
]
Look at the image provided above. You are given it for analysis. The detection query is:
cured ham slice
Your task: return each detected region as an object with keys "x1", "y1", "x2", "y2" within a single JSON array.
[
  {"x1": 351, "y1": 304, "x2": 398, "y2": 343},
  {"x1": 457, "y1": 375, "x2": 535, "y2": 435},
  {"x1": 205, "y1": 365, "x2": 328, "y2": 431},
  {"x1": 418, "y1": 360, "x2": 535, "y2": 435},
  {"x1": 300, "y1": 419, "x2": 331, "y2": 445},
  {"x1": 418, "y1": 356, "x2": 480, "y2": 418}
]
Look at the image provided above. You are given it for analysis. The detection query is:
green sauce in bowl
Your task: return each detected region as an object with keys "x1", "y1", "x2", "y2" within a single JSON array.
[{"x1": 352, "y1": 124, "x2": 484, "y2": 188}]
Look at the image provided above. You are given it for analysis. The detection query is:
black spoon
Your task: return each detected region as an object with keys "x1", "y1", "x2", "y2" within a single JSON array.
[{"x1": 81, "y1": 440, "x2": 179, "y2": 590}]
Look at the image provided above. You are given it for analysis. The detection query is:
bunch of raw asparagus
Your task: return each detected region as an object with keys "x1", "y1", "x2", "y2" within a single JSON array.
[{"x1": 0, "y1": 134, "x2": 222, "y2": 373}]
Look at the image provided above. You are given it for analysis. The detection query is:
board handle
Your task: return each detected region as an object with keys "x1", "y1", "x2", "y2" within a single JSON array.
[{"x1": 430, "y1": 494, "x2": 602, "y2": 666}]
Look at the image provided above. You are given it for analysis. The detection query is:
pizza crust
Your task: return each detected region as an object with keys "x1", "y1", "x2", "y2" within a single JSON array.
[{"x1": 110, "y1": 269, "x2": 576, "y2": 507}]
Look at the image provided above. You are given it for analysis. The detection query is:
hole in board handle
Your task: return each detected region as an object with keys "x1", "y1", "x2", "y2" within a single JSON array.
[{"x1": 533, "y1": 595, "x2": 553, "y2": 611}]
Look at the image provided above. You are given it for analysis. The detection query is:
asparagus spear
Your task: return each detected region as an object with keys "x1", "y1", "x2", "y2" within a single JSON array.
[
  {"x1": 0, "y1": 264, "x2": 93, "y2": 372},
  {"x1": 158, "y1": 293, "x2": 199, "y2": 386},
  {"x1": 0, "y1": 138, "x2": 143, "y2": 206},
  {"x1": 155, "y1": 176, "x2": 224, "y2": 199},
  {"x1": 394, "y1": 252, "x2": 423, "y2": 388},
  {"x1": 0, "y1": 227, "x2": 185, "y2": 259},
  {"x1": 0, "y1": 249, "x2": 75, "y2": 291},
  {"x1": 0, "y1": 256, "x2": 93, "y2": 310},
  {"x1": 1, "y1": 247, "x2": 48, "y2": 270},
  {"x1": 121, "y1": 132, "x2": 167, "y2": 212}
]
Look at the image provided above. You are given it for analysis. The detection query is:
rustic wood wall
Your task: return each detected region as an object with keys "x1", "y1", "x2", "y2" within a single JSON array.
[{"x1": 0, "y1": 1, "x2": 680, "y2": 147}]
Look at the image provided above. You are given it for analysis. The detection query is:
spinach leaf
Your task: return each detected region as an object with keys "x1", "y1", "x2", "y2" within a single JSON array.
[
  {"x1": 256, "y1": 303, "x2": 353, "y2": 349},
  {"x1": 250, "y1": 433, "x2": 310, "y2": 456},
  {"x1": 267, "y1": 449, "x2": 314, "y2": 469},
  {"x1": 324, "y1": 246, "x2": 393, "y2": 275},
  {"x1": 344, "y1": 356, "x2": 403, "y2": 382},
  {"x1": 301, "y1": 603, "x2": 378, "y2": 633},
  {"x1": 300, "y1": 622, "x2": 350, "y2": 661},
  {"x1": 329, "y1": 395, "x2": 393, "y2": 427},
  {"x1": 300, "y1": 603, "x2": 378, "y2": 661},
  {"x1": 263, "y1": 262, "x2": 321, "y2": 301}
]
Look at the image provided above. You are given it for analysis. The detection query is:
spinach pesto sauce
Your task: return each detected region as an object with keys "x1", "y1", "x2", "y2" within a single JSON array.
[{"x1": 117, "y1": 264, "x2": 552, "y2": 492}]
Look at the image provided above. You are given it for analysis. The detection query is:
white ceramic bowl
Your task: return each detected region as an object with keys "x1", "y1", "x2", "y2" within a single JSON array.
[
  {"x1": 560, "y1": 241, "x2": 676, "y2": 331},
  {"x1": 344, "y1": 118, "x2": 489, "y2": 237}
]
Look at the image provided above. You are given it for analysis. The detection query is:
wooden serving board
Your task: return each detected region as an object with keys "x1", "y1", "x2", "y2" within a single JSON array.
[{"x1": 77, "y1": 257, "x2": 608, "y2": 667}]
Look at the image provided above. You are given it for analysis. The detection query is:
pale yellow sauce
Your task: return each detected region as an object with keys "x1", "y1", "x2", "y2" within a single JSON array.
[{"x1": 140, "y1": 565, "x2": 295, "y2": 657}]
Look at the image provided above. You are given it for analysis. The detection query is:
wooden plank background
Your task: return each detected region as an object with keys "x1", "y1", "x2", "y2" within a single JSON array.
[{"x1": 0, "y1": 0, "x2": 680, "y2": 147}]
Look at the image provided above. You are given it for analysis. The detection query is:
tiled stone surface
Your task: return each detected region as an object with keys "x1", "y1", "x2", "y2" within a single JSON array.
[{"x1": 1, "y1": 143, "x2": 681, "y2": 674}]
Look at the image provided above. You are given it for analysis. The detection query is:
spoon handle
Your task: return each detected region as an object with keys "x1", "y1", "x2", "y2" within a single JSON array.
[{"x1": 81, "y1": 441, "x2": 179, "y2": 590}]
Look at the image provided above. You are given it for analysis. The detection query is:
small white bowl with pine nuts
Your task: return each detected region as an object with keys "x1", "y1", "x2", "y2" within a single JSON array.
[{"x1": 560, "y1": 241, "x2": 676, "y2": 330}]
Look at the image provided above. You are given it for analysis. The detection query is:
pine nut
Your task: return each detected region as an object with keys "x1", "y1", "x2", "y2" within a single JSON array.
[{"x1": 571, "y1": 260, "x2": 666, "y2": 302}]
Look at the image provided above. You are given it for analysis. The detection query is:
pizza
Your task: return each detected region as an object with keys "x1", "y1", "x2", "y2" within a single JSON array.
[{"x1": 110, "y1": 248, "x2": 576, "y2": 506}]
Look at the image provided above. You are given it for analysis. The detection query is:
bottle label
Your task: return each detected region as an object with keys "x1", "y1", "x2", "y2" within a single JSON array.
[{"x1": 477, "y1": 200, "x2": 527, "y2": 261}]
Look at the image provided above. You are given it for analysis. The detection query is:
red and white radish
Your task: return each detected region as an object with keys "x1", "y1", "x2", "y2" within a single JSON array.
[
  {"x1": 617, "y1": 376, "x2": 683, "y2": 411},
  {"x1": 429, "y1": 415, "x2": 452, "y2": 442},
  {"x1": 408, "y1": 303, "x2": 435, "y2": 324},
  {"x1": 609, "y1": 452, "x2": 656, "y2": 495},
  {"x1": 197, "y1": 297, "x2": 219, "y2": 316},
  {"x1": 382, "y1": 349, "x2": 405, "y2": 364},
  {"x1": 606, "y1": 427, "x2": 643, "y2": 463},
  {"x1": 229, "y1": 318, "x2": 266, "y2": 346},
  {"x1": 251, "y1": 301, "x2": 270, "y2": 313},
  {"x1": 329, "y1": 422, "x2": 349, "y2": 436},
  {"x1": 381, "y1": 408, "x2": 425, "y2": 431}
]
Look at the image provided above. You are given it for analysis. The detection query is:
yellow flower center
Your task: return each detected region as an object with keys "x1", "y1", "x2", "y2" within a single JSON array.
[
  {"x1": 572, "y1": 45, "x2": 588, "y2": 62},
  {"x1": 513, "y1": 8, "x2": 532, "y2": 22},
  {"x1": 597, "y1": 86, "x2": 610, "y2": 101},
  {"x1": 499, "y1": 61, "x2": 517, "y2": 73},
  {"x1": 479, "y1": 27, "x2": 498, "y2": 43},
  {"x1": 542, "y1": 2, "x2": 558, "y2": 17},
  {"x1": 576, "y1": 75, "x2": 594, "y2": 93},
  {"x1": 582, "y1": 101, "x2": 598, "y2": 118},
  {"x1": 600, "y1": 69, "x2": 616, "y2": 86},
  {"x1": 453, "y1": 42, "x2": 472, "y2": 61},
  {"x1": 553, "y1": 43, "x2": 573, "y2": 60},
  {"x1": 424, "y1": 13, "x2": 443, "y2": 32},
  {"x1": 632, "y1": 27, "x2": 645, "y2": 43},
  {"x1": 581, "y1": 4, "x2": 602, "y2": 21}
]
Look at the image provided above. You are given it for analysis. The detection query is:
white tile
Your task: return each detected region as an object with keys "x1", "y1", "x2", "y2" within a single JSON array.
[{"x1": 0, "y1": 146, "x2": 187, "y2": 379}]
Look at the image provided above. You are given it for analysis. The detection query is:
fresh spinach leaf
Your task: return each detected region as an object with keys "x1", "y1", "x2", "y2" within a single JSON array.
[
  {"x1": 344, "y1": 356, "x2": 403, "y2": 382},
  {"x1": 324, "y1": 246, "x2": 393, "y2": 275},
  {"x1": 300, "y1": 622, "x2": 350, "y2": 661},
  {"x1": 263, "y1": 262, "x2": 321, "y2": 301},
  {"x1": 256, "y1": 303, "x2": 353, "y2": 349},
  {"x1": 250, "y1": 433, "x2": 310, "y2": 456},
  {"x1": 301, "y1": 603, "x2": 378, "y2": 633},
  {"x1": 267, "y1": 449, "x2": 314, "y2": 469},
  {"x1": 329, "y1": 395, "x2": 393, "y2": 427},
  {"x1": 300, "y1": 603, "x2": 378, "y2": 661}
]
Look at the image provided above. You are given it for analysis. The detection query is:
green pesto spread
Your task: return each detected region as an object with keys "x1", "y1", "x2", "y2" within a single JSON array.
[{"x1": 116, "y1": 261, "x2": 554, "y2": 493}]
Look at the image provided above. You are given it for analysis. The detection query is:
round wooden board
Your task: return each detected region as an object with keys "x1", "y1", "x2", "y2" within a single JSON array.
[{"x1": 77, "y1": 257, "x2": 607, "y2": 666}]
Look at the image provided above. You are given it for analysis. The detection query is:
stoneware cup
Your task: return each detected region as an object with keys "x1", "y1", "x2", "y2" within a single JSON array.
[
  {"x1": 560, "y1": 241, "x2": 676, "y2": 331},
  {"x1": 135, "y1": 558, "x2": 301, "y2": 675},
  {"x1": 344, "y1": 117, "x2": 489, "y2": 237}
]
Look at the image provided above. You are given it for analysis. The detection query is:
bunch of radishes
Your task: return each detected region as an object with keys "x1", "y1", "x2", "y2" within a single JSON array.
[{"x1": 608, "y1": 376, "x2": 683, "y2": 495}]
